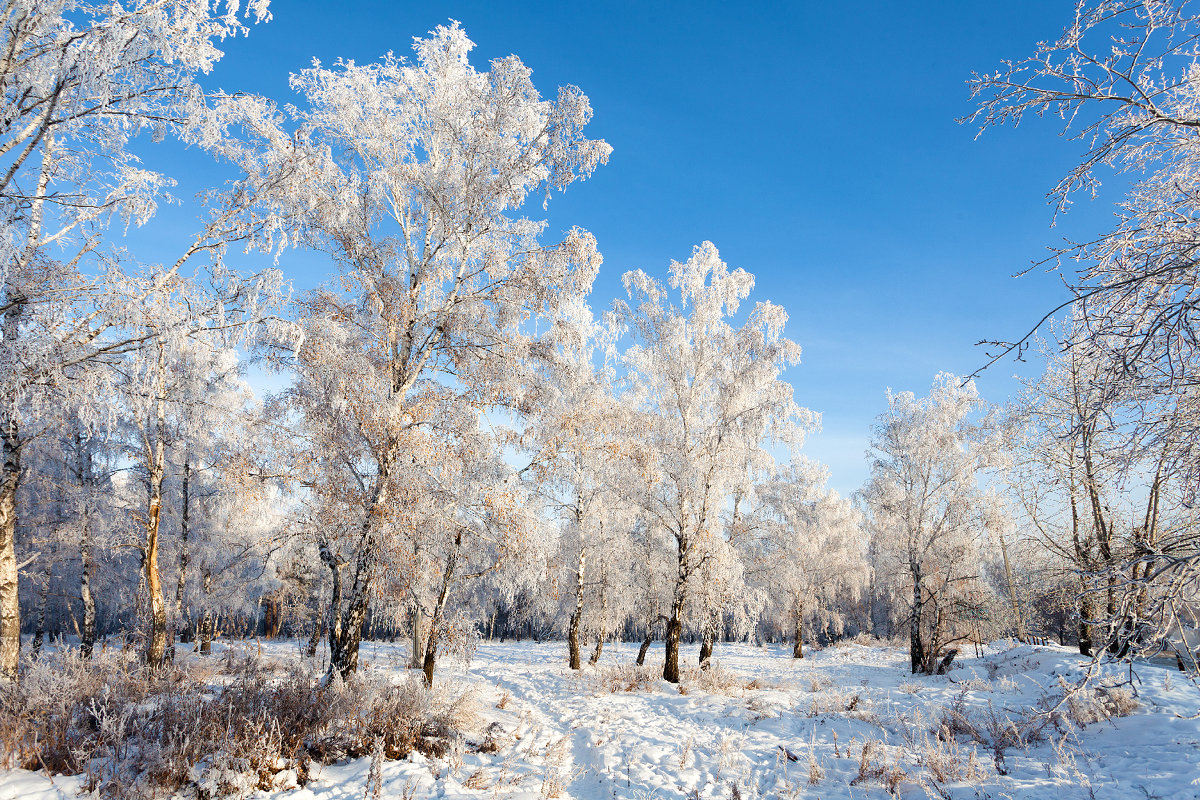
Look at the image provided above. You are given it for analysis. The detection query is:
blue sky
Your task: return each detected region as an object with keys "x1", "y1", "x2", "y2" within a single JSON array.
[{"x1": 139, "y1": 1, "x2": 1122, "y2": 495}]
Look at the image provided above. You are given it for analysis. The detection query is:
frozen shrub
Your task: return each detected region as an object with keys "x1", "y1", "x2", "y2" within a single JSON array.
[
  {"x1": 591, "y1": 663, "x2": 658, "y2": 693},
  {"x1": 805, "y1": 689, "x2": 874, "y2": 720},
  {"x1": 680, "y1": 663, "x2": 750, "y2": 695},
  {"x1": 916, "y1": 728, "x2": 986, "y2": 784},
  {"x1": 849, "y1": 738, "x2": 906, "y2": 796},
  {"x1": 936, "y1": 691, "x2": 1050, "y2": 775},
  {"x1": 0, "y1": 648, "x2": 464, "y2": 800},
  {"x1": 952, "y1": 677, "x2": 993, "y2": 692},
  {"x1": 808, "y1": 675, "x2": 835, "y2": 692},
  {"x1": 0, "y1": 647, "x2": 146, "y2": 774},
  {"x1": 1065, "y1": 683, "x2": 1140, "y2": 727}
]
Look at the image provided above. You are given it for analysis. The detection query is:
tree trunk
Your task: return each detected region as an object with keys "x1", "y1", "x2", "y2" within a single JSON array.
[
  {"x1": 699, "y1": 609, "x2": 718, "y2": 669},
  {"x1": 80, "y1": 532, "x2": 96, "y2": 659},
  {"x1": 0, "y1": 405, "x2": 22, "y2": 681},
  {"x1": 422, "y1": 638, "x2": 436, "y2": 686},
  {"x1": 663, "y1": 591, "x2": 685, "y2": 683},
  {"x1": 143, "y1": 456, "x2": 167, "y2": 668},
  {"x1": 792, "y1": 601, "x2": 805, "y2": 659},
  {"x1": 170, "y1": 457, "x2": 192, "y2": 657},
  {"x1": 420, "y1": 530, "x2": 462, "y2": 687},
  {"x1": 73, "y1": 431, "x2": 97, "y2": 659},
  {"x1": 199, "y1": 570, "x2": 214, "y2": 655},
  {"x1": 589, "y1": 572, "x2": 608, "y2": 666},
  {"x1": 408, "y1": 603, "x2": 426, "y2": 669},
  {"x1": 142, "y1": 362, "x2": 169, "y2": 671},
  {"x1": 1078, "y1": 590, "x2": 1096, "y2": 657},
  {"x1": 304, "y1": 602, "x2": 324, "y2": 658},
  {"x1": 663, "y1": 535, "x2": 689, "y2": 684},
  {"x1": 329, "y1": 561, "x2": 371, "y2": 679},
  {"x1": 31, "y1": 560, "x2": 51, "y2": 655},
  {"x1": 698, "y1": 631, "x2": 713, "y2": 669},
  {"x1": 567, "y1": 549, "x2": 586, "y2": 670},
  {"x1": 636, "y1": 626, "x2": 653, "y2": 666},
  {"x1": 328, "y1": 481, "x2": 390, "y2": 679},
  {"x1": 590, "y1": 634, "x2": 605, "y2": 665},
  {"x1": 935, "y1": 648, "x2": 959, "y2": 675},
  {"x1": 910, "y1": 561, "x2": 926, "y2": 674}
]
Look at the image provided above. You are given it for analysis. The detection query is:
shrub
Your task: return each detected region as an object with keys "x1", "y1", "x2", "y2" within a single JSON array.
[
  {"x1": 1064, "y1": 683, "x2": 1140, "y2": 727},
  {"x1": 590, "y1": 663, "x2": 659, "y2": 693},
  {"x1": 0, "y1": 648, "x2": 464, "y2": 800}
]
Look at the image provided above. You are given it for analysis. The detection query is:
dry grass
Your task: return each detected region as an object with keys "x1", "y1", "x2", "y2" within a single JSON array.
[
  {"x1": 848, "y1": 738, "x2": 906, "y2": 796},
  {"x1": 680, "y1": 663, "x2": 757, "y2": 695},
  {"x1": 0, "y1": 647, "x2": 464, "y2": 800},
  {"x1": 590, "y1": 663, "x2": 659, "y2": 693},
  {"x1": 804, "y1": 688, "x2": 875, "y2": 720},
  {"x1": 1064, "y1": 682, "x2": 1139, "y2": 727},
  {"x1": 936, "y1": 690, "x2": 1051, "y2": 775}
]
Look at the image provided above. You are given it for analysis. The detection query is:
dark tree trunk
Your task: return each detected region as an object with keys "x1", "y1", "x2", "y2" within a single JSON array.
[
  {"x1": 170, "y1": 457, "x2": 192, "y2": 659},
  {"x1": 31, "y1": 560, "x2": 51, "y2": 655},
  {"x1": 663, "y1": 597, "x2": 684, "y2": 684},
  {"x1": 792, "y1": 602, "x2": 804, "y2": 659},
  {"x1": 935, "y1": 648, "x2": 958, "y2": 675},
  {"x1": 567, "y1": 549, "x2": 586, "y2": 670},
  {"x1": 407, "y1": 603, "x2": 426, "y2": 669},
  {"x1": 1078, "y1": 591, "x2": 1096, "y2": 657},
  {"x1": 909, "y1": 561, "x2": 926, "y2": 674},
  {"x1": 305, "y1": 602, "x2": 324, "y2": 658},
  {"x1": 327, "y1": 505, "x2": 382, "y2": 679},
  {"x1": 636, "y1": 627, "x2": 653, "y2": 666},
  {"x1": 698, "y1": 634, "x2": 713, "y2": 669},
  {"x1": 198, "y1": 570, "x2": 214, "y2": 655},
  {"x1": 80, "y1": 534, "x2": 95, "y2": 659},
  {"x1": 141, "y1": 369, "x2": 169, "y2": 672},
  {"x1": 663, "y1": 536, "x2": 689, "y2": 684},
  {"x1": 590, "y1": 563, "x2": 608, "y2": 666}
]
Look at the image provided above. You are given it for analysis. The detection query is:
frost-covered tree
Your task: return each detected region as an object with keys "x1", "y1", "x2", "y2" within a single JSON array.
[
  {"x1": 756, "y1": 459, "x2": 868, "y2": 658},
  {"x1": 516, "y1": 299, "x2": 639, "y2": 669},
  {"x1": 618, "y1": 242, "x2": 815, "y2": 683},
  {"x1": 115, "y1": 272, "x2": 276, "y2": 669},
  {"x1": 969, "y1": 1, "x2": 1200, "y2": 661},
  {"x1": 239, "y1": 23, "x2": 609, "y2": 679},
  {"x1": 860, "y1": 374, "x2": 998, "y2": 674},
  {"x1": 0, "y1": 0, "x2": 271, "y2": 680},
  {"x1": 1007, "y1": 331, "x2": 1196, "y2": 661}
]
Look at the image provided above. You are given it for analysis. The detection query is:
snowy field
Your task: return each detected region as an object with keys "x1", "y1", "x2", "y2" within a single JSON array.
[{"x1": 4, "y1": 639, "x2": 1200, "y2": 800}]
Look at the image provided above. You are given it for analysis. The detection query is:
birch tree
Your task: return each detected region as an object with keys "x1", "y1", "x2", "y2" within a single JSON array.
[
  {"x1": 0, "y1": 0, "x2": 271, "y2": 680},
  {"x1": 242, "y1": 23, "x2": 609, "y2": 679},
  {"x1": 757, "y1": 459, "x2": 868, "y2": 658},
  {"x1": 860, "y1": 374, "x2": 998, "y2": 674},
  {"x1": 516, "y1": 299, "x2": 638, "y2": 669},
  {"x1": 116, "y1": 271, "x2": 276, "y2": 669},
  {"x1": 619, "y1": 242, "x2": 815, "y2": 683}
]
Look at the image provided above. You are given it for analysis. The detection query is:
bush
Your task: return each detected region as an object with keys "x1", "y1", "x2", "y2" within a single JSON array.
[
  {"x1": 1064, "y1": 682, "x2": 1140, "y2": 727},
  {"x1": 590, "y1": 663, "x2": 659, "y2": 693},
  {"x1": 0, "y1": 648, "x2": 463, "y2": 800}
]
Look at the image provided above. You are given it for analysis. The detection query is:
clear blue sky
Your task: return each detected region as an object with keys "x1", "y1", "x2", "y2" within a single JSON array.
[{"x1": 140, "y1": 1, "x2": 1121, "y2": 495}]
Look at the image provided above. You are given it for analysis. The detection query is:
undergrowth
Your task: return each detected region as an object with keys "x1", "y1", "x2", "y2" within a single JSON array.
[{"x1": 0, "y1": 648, "x2": 467, "y2": 799}]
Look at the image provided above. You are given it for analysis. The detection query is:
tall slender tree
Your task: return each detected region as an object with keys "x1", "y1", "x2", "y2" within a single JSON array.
[
  {"x1": 238, "y1": 23, "x2": 609, "y2": 678},
  {"x1": 618, "y1": 242, "x2": 814, "y2": 683}
]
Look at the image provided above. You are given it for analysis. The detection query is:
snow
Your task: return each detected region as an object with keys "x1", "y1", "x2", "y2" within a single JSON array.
[{"x1": 4, "y1": 639, "x2": 1200, "y2": 799}]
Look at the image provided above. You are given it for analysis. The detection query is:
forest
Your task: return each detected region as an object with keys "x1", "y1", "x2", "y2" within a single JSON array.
[{"x1": 2, "y1": 1, "x2": 1200, "y2": 799}]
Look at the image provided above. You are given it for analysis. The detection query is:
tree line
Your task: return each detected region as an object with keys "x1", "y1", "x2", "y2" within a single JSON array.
[{"x1": 3, "y1": 0, "x2": 1199, "y2": 687}]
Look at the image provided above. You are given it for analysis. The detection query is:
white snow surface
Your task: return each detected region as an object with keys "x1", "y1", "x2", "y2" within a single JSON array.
[{"x1": 3, "y1": 639, "x2": 1200, "y2": 799}]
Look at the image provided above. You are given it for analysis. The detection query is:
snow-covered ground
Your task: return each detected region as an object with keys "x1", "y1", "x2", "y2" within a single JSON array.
[{"x1": 4, "y1": 638, "x2": 1200, "y2": 799}]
